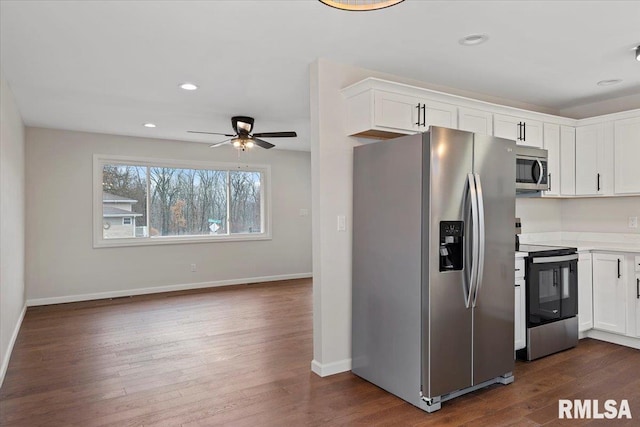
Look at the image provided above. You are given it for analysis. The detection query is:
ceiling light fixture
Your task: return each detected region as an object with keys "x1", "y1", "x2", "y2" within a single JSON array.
[
  {"x1": 596, "y1": 79, "x2": 623, "y2": 86},
  {"x1": 231, "y1": 137, "x2": 254, "y2": 151},
  {"x1": 143, "y1": 123, "x2": 157, "y2": 128},
  {"x1": 318, "y1": 0, "x2": 404, "y2": 11},
  {"x1": 459, "y1": 34, "x2": 489, "y2": 46},
  {"x1": 180, "y1": 82, "x2": 198, "y2": 91}
]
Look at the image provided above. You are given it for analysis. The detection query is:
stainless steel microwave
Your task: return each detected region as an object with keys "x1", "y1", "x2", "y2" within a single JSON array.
[{"x1": 515, "y1": 146, "x2": 549, "y2": 192}]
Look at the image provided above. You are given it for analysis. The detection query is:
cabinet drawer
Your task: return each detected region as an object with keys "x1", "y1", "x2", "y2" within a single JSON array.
[{"x1": 515, "y1": 258, "x2": 525, "y2": 279}]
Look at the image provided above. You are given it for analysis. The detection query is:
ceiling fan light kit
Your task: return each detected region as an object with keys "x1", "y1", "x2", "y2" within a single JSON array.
[
  {"x1": 189, "y1": 116, "x2": 297, "y2": 151},
  {"x1": 318, "y1": 0, "x2": 404, "y2": 11}
]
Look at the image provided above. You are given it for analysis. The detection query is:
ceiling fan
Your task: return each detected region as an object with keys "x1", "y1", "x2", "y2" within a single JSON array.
[{"x1": 188, "y1": 116, "x2": 297, "y2": 150}]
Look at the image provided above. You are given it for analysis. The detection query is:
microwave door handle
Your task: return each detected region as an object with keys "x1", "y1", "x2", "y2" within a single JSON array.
[
  {"x1": 472, "y1": 173, "x2": 485, "y2": 308},
  {"x1": 536, "y1": 160, "x2": 544, "y2": 185},
  {"x1": 466, "y1": 173, "x2": 479, "y2": 309}
]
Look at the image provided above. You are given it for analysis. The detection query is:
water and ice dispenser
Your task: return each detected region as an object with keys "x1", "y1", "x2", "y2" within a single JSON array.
[{"x1": 439, "y1": 221, "x2": 464, "y2": 272}]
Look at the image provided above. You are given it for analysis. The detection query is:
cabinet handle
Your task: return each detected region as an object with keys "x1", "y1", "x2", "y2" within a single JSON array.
[
  {"x1": 637, "y1": 278, "x2": 639, "y2": 299},
  {"x1": 421, "y1": 104, "x2": 426, "y2": 127},
  {"x1": 515, "y1": 284, "x2": 521, "y2": 287},
  {"x1": 597, "y1": 173, "x2": 601, "y2": 192},
  {"x1": 548, "y1": 174, "x2": 551, "y2": 192},
  {"x1": 517, "y1": 122, "x2": 522, "y2": 141},
  {"x1": 415, "y1": 104, "x2": 421, "y2": 126},
  {"x1": 617, "y1": 259, "x2": 621, "y2": 278},
  {"x1": 523, "y1": 122, "x2": 526, "y2": 141}
]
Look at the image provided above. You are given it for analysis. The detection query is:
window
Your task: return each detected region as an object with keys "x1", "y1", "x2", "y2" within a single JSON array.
[{"x1": 94, "y1": 155, "x2": 270, "y2": 247}]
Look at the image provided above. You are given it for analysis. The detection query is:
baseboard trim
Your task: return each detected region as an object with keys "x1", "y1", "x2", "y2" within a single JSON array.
[
  {"x1": 26, "y1": 273, "x2": 312, "y2": 307},
  {"x1": 0, "y1": 304, "x2": 27, "y2": 388},
  {"x1": 584, "y1": 329, "x2": 640, "y2": 350},
  {"x1": 311, "y1": 358, "x2": 352, "y2": 377}
]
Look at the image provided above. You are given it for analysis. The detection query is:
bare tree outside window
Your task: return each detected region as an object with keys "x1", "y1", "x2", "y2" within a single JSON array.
[{"x1": 101, "y1": 163, "x2": 263, "y2": 240}]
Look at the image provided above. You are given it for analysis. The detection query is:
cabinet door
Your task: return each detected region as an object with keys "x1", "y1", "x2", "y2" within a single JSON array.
[
  {"x1": 635, "y1": 273, "x2": 640, "y2": 337},
  {"x1": 575, "y1": 124, "x2": 601, "y2": 195},
  {"x1": 578, "y1": 253, "x2": 593, "y2": 332},
  {"x1": 493, "y1": 114, "x2": 542, "y2": 147},
  {"x1": 514, "y1": 279, "x2": 526, "y2": 351},
  {"x1": 592, "y1": 253, "x2": 626, "y2": 334},
  {"x1": 494, "y1": 114, "x2": 520, "y2": 141},
  {"x1": 614, "y1": 116, "x2": 640, "y2": 194},
  {"x1": 543, "y1": 123, "x2": 560, "y2": 196},
  {"x1": 421, "y1": 99, "x2": 457, "y2": 130},
  {"x1": 458, "y1": 107, "x2": 493, "y2": 135},
  {"x1": 521, "y1": 120, "x2": 543, "y2": 148},
  {"x1": 560, "y1": 126, "x2": 576, "y2": 196},
  {"x1": 373, "y1": 91, "x2": 419, "y2": 132}
]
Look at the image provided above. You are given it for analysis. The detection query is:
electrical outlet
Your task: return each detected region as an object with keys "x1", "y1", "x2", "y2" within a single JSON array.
[
  {"x1": 629, "y1": 216, "x2": 638, "y2": 229},
  {"x1": 190, "y1": 263, "x2": 197, "y2": 272},
  {"x1": 299, "y1": 208, "x2": 309, "y2": 217},
  {"x1": 337, "y1": 215, "x2": 346, "y2": 232}
]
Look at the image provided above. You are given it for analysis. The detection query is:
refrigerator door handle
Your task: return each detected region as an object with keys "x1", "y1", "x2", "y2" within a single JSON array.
[
  {"x1": 472, "y1": 173, "x2": 485, "y2": 307},
  {"x1": 466, "y1": 173, "x2": 479, "y2": 309}
]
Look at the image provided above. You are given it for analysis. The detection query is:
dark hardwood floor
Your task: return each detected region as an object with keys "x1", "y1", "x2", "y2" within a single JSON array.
[{"x1": 1, "y1": 278, "x2": 639, "y2": 426}]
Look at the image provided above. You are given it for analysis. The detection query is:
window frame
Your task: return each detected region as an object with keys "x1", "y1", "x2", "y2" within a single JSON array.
[{"x1": 93, "y1": 154, "x2": 271, "y2": 248}]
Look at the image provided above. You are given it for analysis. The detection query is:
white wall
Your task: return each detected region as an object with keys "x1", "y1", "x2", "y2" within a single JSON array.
[
  {"x1": 25, "y1": 127, "x2": 311, "y2": 303},
  {"x1": 561, "y1": 197, "x2": 640, "y2": 234},
  {"x1": 515, "y1": 197, "x2": 563, "y2": 233},
  {"x1": 0, "y1": 73, "x2": 26, "y2": 386}
]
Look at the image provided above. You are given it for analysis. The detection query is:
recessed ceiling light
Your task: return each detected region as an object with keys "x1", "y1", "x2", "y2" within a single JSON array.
[
  {"x1": 459, "y1": 34, "x2": 489, "y2": 46},
  {"x1": 597, "y1": 79, "x2": 622, "y2": 86},
  {"x1": 179, "y1": 82, "x2": 198, "y2": 91},
  {"x1": 143, "y1": 123, "x2": 157, "y2": 128},
  {"x1": 636, "y1": 45, "x2": 640, "y2": 61}
]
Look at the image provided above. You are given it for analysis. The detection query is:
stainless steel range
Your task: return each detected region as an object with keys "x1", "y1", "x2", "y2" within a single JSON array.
[{"x1": 516, "y1": 244, "x2": 579, "y2": 361}]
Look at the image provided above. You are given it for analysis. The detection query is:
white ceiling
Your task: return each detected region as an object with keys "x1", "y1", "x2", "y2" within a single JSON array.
[{"x1": 1, "y1": 0, "x2": 639, "y2": 151}]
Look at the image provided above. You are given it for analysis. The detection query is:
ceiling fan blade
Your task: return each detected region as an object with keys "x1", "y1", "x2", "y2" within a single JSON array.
[
  {"x1": 210, "y1": 139, "x2": 231, "y2": 148},
  {"x1": 252, "y1": 138, "x2": 275, "y2": 149},
  {"x1": 252, "y1": 131, "x2": 297, "y2": 138},
  {"x1": 188, "y1": 130, "x2": 236, "y2": 137}
]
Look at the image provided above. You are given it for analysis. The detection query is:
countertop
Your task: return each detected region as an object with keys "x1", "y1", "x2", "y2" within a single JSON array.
[{"x1": 517, "y1": 232, "x2": 640, "y2": 254}]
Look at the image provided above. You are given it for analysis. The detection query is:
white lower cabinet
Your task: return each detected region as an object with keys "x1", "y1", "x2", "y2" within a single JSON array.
[
  {"x1": 592, "y1": 253, "x2": 626, "y2": 335},
  {"x1": 514, "y1": 258, "x2": 526, "y2": 351},
  {"x1": 578, "y1": 252, "x2": 593, "y2": 332}
]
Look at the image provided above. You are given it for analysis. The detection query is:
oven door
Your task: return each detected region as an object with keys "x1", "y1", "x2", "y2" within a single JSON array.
[{"x1": 526, "y1": 254, "x2": 578, "y2": 326}]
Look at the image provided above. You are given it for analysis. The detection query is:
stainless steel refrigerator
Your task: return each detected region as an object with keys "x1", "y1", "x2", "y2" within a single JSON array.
[{"x1": 352, "y1": 126, "x2": 516, "y2": 412}]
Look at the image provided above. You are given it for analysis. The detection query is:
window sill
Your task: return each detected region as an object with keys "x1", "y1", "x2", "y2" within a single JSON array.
[{"x1": 93, "y1": 233, "x2": 272, "y2": 249}]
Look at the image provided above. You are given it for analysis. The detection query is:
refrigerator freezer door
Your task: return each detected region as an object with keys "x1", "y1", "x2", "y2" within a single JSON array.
[
  {"x1": 471, "y1": 134, "x2": 516, "y2": 385},
  {"x1": 422, "y1": 127, "x2": 474, "y2": 398}
]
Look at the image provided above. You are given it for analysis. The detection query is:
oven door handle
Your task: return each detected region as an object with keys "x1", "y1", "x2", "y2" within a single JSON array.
[{"x1": 531, "y1": 254, "x2": 578, "y2": 263}]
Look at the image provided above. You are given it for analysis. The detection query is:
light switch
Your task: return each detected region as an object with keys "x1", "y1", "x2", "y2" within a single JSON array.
[{"x1": 337, "y1": 215, "x2": 346, "y2": 232}]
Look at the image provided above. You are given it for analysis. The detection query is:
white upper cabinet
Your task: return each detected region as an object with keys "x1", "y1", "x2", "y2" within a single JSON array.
[
  {"x1": 559, "y1": 126, "x2": 576, "y2": 196},
  {"x1": 494, "y1": 114, "x2": 543, "y2": 148},
  {"x1": 372, "y1": 91, "x2": 421, "y2": 133},
  {"x1": 343, "y1": 84, "x2": 457, "y2": 139},
  {"x1": 543, "y1": 123, "x2": 560, "y2": 196},
  {"x1": 575, "y1": 123, "x2": 614, "y2": 196},
  {"x1": 458, "y1": 107, "x2": 493, "y2": 135},
  {"x1": 614, "y1": 116, "x2": 640, "y2": 194}
]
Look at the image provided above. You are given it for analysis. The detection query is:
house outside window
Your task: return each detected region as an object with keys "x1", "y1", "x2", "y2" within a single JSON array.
[{"x1": 94, "y1": 155, "x2": 270, "y2": 248}]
